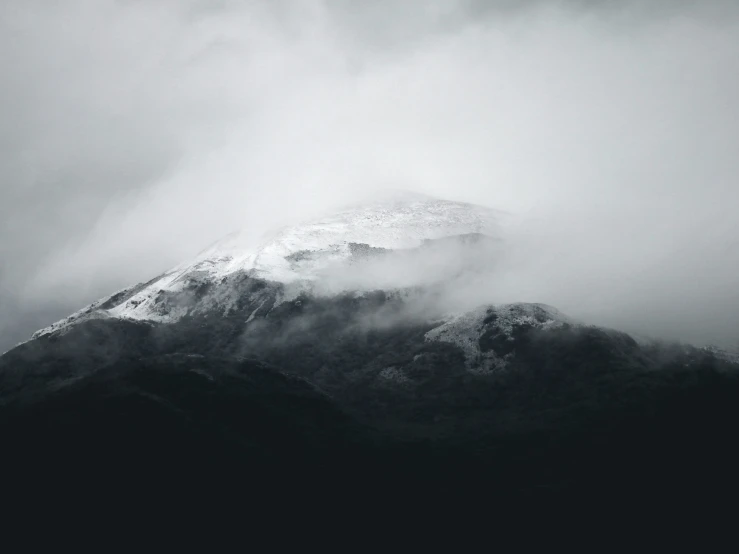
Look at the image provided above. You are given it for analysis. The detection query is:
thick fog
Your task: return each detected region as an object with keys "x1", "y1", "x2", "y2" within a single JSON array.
[{"x1": 1, "y1": 0, "x2": 738, "y2": 351}]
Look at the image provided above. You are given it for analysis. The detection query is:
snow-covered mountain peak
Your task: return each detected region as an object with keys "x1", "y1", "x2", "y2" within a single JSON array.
[
  {"x1": 33, "y1": 194, "x2": 506, "y2": 337},
  {"x1": 175, "y1": 193, "x2": 504, "y2": 282}
]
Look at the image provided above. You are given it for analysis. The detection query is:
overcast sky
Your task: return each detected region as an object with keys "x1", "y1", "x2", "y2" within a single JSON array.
[{"x1": 1, "y1": 0, "x2": 738, "y2": 351}]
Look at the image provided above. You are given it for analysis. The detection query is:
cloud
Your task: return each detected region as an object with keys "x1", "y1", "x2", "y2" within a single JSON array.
[{"x1": 1, "y1": 0, "x2": 738, "y2": 350}]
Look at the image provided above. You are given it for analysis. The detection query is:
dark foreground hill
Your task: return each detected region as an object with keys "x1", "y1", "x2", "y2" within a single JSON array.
[{"x1": 3, "y1": 288, "x2": 739, "y2": 516}]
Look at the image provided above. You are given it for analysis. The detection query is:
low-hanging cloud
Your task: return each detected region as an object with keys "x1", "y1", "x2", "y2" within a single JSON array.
[{"x1": 1, "y1": 0, "x2": 738, "y2": 351}]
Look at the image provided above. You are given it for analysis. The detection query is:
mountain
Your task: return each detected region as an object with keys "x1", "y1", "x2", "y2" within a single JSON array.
[
  {"x1": 2, "y1": 192, "x2": 739, "y2": 514},
  {"x1": 31, "y1": 192, "x2": 507, "y2": 335}
]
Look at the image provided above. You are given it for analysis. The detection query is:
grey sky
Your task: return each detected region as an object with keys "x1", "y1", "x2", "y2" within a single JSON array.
[{"x1": 1, "y1": 0, "x2": 738, "y2": 351}]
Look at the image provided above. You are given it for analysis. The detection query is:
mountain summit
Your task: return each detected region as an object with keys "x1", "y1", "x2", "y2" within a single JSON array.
[
  {"x1": 33, "y1": 193, "x2": 508, "y2": 337},
  {"x1": 187, "y1": 192, "x2": 503, "y2": 281}
]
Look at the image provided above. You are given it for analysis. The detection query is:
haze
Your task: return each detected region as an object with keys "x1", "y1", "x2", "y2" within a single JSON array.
[{"x1": 1, "y1": 0, "x2": 738, "y2": 352}]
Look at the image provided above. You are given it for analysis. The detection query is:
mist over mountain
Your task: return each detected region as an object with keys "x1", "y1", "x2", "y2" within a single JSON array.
[
  {"x1": 2, "y1": 0, "x2": 739, "y2": 354},
  {"x1": 2, "y1": 1, "x2": 739, "y2": 530},
  {"x1": 2, "y1": 193, "x2": 738, "y2": 522}
]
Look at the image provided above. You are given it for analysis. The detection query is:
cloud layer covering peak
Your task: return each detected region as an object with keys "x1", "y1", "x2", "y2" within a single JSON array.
[{"x1": 1, "y1": 0, "x2": 738, "y2": 351}]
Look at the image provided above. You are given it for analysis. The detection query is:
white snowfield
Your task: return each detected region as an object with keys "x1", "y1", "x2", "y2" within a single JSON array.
[
  {"x1": 33, "y1": 194, "x2": 507, "y2": 338},
  {"x1": 180, "y1": 193, "x2": 505, "y2": 282}
]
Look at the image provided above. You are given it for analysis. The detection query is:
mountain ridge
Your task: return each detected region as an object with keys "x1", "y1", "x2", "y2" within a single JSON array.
[
  {"x1": 3, "y1": 190, "x2": 739, "y2": 510},
  {"x1": 31, "y1": 194, "x2": 506, "y2": 338}
]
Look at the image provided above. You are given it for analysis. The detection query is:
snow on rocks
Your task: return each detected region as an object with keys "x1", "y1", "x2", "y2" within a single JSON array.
[
  {"x1": 31, "y1": 194, "x2": 504, "y2": 338},
  {"x1": 425, "y1": 303, "x2": 577, "y2": 374},
  {"x1": 700, "y1": 345, "x2": 739, "y2": 365}
]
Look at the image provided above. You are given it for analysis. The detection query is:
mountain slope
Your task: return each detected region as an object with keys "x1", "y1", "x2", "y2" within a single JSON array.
[
  {"x1": 32, "y1": 194, "x2": 505, "y2": 336},
  {"x1": 2, "y1": 192, "x2": 739, "y2": 510}
]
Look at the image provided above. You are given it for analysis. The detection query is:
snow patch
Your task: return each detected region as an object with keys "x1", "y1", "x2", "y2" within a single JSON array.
[
  {"x1": 425, "y1": 303, "x2": 577, "y2": 373},
  {"x1": 700, "y1": 345, "x2": 739, "y2": 365},
  {"x1": 246, "y1": 300, "x2": 266, "y2": 323}
]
